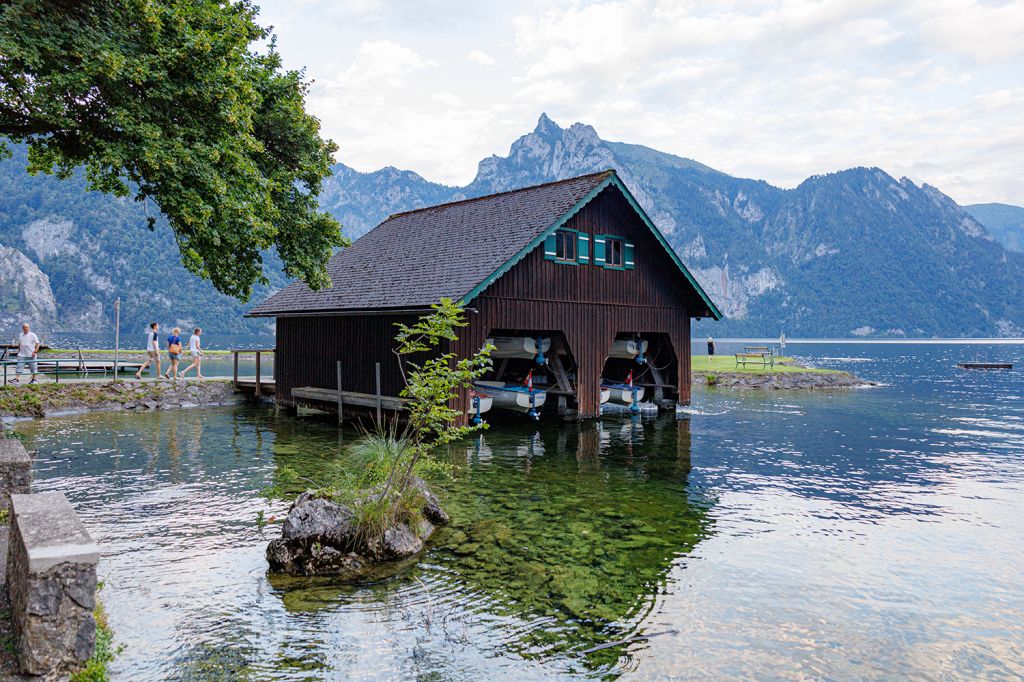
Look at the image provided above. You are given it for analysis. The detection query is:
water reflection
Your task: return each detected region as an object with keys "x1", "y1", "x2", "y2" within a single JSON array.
[
  {"x1": 271, "y1": 417, "x2": 712, "y2": 673},
  {"x1": 12, "y1": 342, "x2": 1024, "y2": 680}
]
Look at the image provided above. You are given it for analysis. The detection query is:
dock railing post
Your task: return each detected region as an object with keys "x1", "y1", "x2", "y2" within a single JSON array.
[
  {"x1": 232, "y1": 351, "x2": 239, "y2": 390},
  {"x1": 375, "y1": 362, "x2": 382, "y2": 425},
  {"x1": 342, "y1": 358, "x2": 350, "y2": 421},
  {"x1": 255, "y1": 351, "x2": 262, "y2": 398}
]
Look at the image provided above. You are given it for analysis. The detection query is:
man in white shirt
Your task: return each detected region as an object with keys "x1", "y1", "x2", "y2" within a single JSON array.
[
  {"x1": 14, "y1": 322, "x2": 40, "y2": 384},
  {"x1": 134, "y1": 322, "x2": 161, "y2": 380}
]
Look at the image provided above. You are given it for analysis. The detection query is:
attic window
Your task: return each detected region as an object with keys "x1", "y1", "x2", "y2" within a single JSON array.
[
  {"x1": 555, "y1": 229, "x2": 577, "y2": 261},
  {"x1": 606, "y1": 238, "x2": 624, "y2": 267},
  {"x1": 594, "y1": 234, "x2": 634, "y2": 270}
]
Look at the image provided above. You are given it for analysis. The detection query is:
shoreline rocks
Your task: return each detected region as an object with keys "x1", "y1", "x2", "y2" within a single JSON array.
[
  {"x1": 266, "y1": 478, "x2": 449, "y2": 578},
  {"x1": 0, "y1": 379, "x2": 242, "y2": 419},
  {"x1": 693, "y1": 370, "x2": 874, "y2": 390}
]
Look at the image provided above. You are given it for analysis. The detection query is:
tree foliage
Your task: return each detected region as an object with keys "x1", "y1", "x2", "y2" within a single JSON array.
[
  {"x1": 394, "y1": 298, "x2": 493, "y2": 458},
  {"x1": 0, "y1": 0, "x2": 346, "y2": 300}
]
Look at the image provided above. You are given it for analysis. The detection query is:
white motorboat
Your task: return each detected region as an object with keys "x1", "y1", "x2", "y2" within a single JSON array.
[
  {"x1": 601, "y1": 380, "x2": 645, "y2": 406},
  {"x1": 485, "y1": 336, "x2": 552, "y2": 364},
  {"x1": 600, "y1": 386, "x2": 611, "y2": 404},
  {"x1": 608, "y1": 338, "x2": 648, "y2": 362},
  {"x1": 474, "y1": 380, "x2": 546, "y2": 417},
  {"x1": 467, "y1": 388, "x2": 494, "y2": 423}
]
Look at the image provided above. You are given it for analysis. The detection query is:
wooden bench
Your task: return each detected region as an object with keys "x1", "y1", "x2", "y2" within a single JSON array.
[
  {"x1": 735, "y1": 352, "x2": 774, "y2": 369},
  {"x1": 744, "y1": 345, "x2": 773, "y2": 355}
]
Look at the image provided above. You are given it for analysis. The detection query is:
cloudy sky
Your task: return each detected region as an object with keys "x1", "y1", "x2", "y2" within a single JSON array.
[{"x1": 258, "y1": 0, "x2": 1024, "y2": 205}]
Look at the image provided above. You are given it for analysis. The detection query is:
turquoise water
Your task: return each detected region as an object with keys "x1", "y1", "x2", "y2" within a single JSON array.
[{"x1": 13, "y1": 342, "x2": 1024, "y2": 680}]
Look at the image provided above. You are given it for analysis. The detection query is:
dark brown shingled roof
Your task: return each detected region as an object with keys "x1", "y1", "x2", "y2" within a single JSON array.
[{"x1": 249, "y1": 170, "x2": 615, "y2": 316}]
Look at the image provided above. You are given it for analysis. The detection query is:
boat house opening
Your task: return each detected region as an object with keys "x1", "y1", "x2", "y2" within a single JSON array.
[{"x1": 248, "y1": 169, "x2": 721, "y2": 421}]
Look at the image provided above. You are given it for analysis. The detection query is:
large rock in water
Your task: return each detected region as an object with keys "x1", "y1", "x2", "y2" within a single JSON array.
[{"x1": 266, "y1": 479, "x2": 449, "y2": 577}]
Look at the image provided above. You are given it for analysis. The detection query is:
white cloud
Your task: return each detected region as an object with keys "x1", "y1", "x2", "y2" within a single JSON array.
[
  {"x1": 258, "y1": 0, "x2": 1024, "y2": 204},
  {"x1": 467, "y1": 49, "x2": 496, "y2": 66}
]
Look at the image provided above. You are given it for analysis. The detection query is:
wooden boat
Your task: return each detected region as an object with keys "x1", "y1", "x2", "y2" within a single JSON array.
[
  {"x1": 473, "y1": 379, "x2": 546, "y2": 418},
  {"x1": 608, "y1": 338, "x2": 648, "y2": 362},
  {"x1": 486, "y1": 336, "x2": 551, "y2": 364},
  {"x1": 467, "y1": 388, "x2": 494, "y2": 424},
  {"x1": 957, "y1": 362, "x2": 1013, "y2": 369}
]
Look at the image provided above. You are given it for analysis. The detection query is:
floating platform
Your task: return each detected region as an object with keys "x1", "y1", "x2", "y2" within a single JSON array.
[{"x1": 957, "y1": 362, "x2": 1013, "y2": 369}]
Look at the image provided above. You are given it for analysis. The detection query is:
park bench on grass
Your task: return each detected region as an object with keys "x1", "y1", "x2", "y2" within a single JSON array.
[{"x1": 735, "y1": 351, "x2": 774, "y2": 369}]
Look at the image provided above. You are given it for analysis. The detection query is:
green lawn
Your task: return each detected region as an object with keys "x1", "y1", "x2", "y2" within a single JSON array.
[{"x1": 692, "y1": 354, "x2": 836, "y2": 374}]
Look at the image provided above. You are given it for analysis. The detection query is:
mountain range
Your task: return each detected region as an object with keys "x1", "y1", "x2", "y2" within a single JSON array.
[
  {"x1": 1, "y1": 114, "x2": 1022, "y2": 338},
  {"x1": 963, "y1": 203, "x2": 1024, "y2": 254}
]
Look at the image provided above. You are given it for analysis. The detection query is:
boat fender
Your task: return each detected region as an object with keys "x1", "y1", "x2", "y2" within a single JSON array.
[
  {"x1": 635, "y1": 352, "x2": 647, "y2": 365},
  {"x1": 534, "y1": 337, "x2": 547, "y2": 366}
]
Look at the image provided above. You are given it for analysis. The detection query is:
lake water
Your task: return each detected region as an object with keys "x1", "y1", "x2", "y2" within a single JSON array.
[{"x1": 12, "y1": 342, "x2": 1024, "y2": 680}]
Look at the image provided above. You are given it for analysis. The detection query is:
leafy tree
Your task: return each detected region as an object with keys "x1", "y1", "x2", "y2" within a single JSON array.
[{"x1": 0, "y1": 0, "x2": 346, "y2": 300}]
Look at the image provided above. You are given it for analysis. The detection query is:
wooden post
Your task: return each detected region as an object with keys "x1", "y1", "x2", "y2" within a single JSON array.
[
  {"x1": 375, "y1": 362, "x2": 382, "y2": 424},
  {"x1": 232, "y1": 351, "x2": 239, "y2": 389},
  {"x1": 649, "y1": 362, "x2": 666, "y2": 403},
  {"x1": 342, "y1": 358, "x2": 350, "y2": 421},
  {"x1": 255, "y1": 351, "x2": 262, "y2": 397}
]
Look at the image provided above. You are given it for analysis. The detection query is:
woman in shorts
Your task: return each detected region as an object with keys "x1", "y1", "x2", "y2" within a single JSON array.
[
  {"x1": 164, "y1": 327, "x2": 183, "y2": 379},
  {"x1": 180, "y1": 328, "x2": 205, "y2": 379}
]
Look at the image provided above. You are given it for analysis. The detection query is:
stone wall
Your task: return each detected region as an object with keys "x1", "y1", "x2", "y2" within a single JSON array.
[
  {"x1": 0, "y1": 439, "x2": 32, "y2": 513},
  {"x1": 7, "y1": 492, "x2": 98, "y2": 676}
]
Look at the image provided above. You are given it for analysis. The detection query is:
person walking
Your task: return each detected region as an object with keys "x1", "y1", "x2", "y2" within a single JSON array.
[
  {"x1": 707, "y1": 336, "x2": 716, "y2": 357},
  {"x1": 180, "y1": 327, "x2": 205, "y2": 379},
  {"x1": 135, "y1": 322, "x2": 161, "y2": 379},
  {"x1": 12, "y1": 322, "x2": 40, "y2": 384},
  {"x1": 164, "y1": 327, "x2": 183, "y2": 379}
]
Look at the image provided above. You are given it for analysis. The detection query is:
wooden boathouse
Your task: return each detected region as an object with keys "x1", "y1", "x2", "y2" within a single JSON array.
[{"x1": 248, "y1": 170, "x2": 720, "y2": 420}]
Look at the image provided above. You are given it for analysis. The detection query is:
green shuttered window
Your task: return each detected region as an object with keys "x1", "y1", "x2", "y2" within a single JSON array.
[
  {"x1": 594, "y1": 234, "x2": 635, "y2": 270},
  {"x1": 545, "y1": 229, "x2": 629, "y2": 269},
  {"x1": 545, "y1": 229, "x2": 590, "y2": 266}
]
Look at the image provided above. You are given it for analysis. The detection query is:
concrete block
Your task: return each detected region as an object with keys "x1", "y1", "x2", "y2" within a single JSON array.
[{"x1": 7, "y1": 492, "x2": 98, "y2": 676}]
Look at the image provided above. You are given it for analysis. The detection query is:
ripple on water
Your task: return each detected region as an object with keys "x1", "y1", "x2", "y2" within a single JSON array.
[{"x1": 11, "y1": 342, "x2": 1024, "y2": 680}]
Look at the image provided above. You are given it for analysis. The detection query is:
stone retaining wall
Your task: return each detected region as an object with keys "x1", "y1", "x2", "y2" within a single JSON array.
[
  {"x1": 0, "y1": 440, "x2": 31, "y2": 513},
  {"x1": 1, "y1": 378, "x2": 241, "y2": 418},
  {"x1": 7, "y1": 492, "x2": 98, "y2": 676}
]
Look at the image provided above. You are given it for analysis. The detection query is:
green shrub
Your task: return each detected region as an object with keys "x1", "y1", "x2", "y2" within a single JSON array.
[{"x1": 70, "y1": 590, "x2": 123, "y2": 682}]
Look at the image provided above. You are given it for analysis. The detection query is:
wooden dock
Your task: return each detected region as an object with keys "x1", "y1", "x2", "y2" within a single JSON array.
[
  {"x1": 235, "y1": 377, "x2": 276, "y2": 395},
  {"x1": 231, "y1": 348, "x2": 276, "y2": 397},
  {"x1": 291, "y1": 386, "x2": 406, "y2": 411}
]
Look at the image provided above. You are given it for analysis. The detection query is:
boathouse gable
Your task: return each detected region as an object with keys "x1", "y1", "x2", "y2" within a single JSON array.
[{"x1": 465, "y1": 181, "x2": 713, "y2": 317}]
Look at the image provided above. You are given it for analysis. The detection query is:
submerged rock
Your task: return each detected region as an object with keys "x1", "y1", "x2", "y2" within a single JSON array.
[{"x1": 266, "y1": 478, "x2": 449, "y2": 578}]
